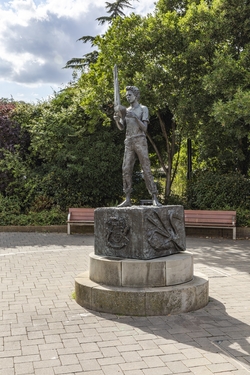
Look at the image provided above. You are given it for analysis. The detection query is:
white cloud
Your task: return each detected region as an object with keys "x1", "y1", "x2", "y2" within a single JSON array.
[
  {"x1": 0, "y1": 0, "x2": 156, "y2": 102},
  {"x1": 39, "y1": 0, "x2": 105, "y2": 18},
  {"x1": 113, "y1": 0, "x2": 156, "y2": 17},
  {"x1": 1, "y1": 0, "x2": 105, "y2": 22},
  {"x1": 0, "y1": 0, "x2": 103, "y2": 84}
]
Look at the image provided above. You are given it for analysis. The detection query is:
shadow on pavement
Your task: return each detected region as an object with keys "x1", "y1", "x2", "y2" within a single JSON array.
[{"x1": 84, "y1": 297, "x2": 250, "y2": 372}]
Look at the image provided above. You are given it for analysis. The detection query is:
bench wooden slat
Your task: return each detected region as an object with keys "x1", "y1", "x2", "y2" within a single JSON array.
[
  {"x1": 69, "y1": 220, "x2": 94, "y2": 223},
  {"x1": 69, "y1": 214, "x2": 94, "y2": 220},
  {"x1": 68, "y1": 208, "x2": 94, "y2": 214},
  {"x1": 184, "y1": 210, "x2": 236, "y2": 239},
  {"x1": 185, "y1": 219, "x2": 235, "y2": 225},
  {"x1": 185, "y1": 214, "x2": 235, "y2": 219},
  {"x1": 67, "y1": 208, "x2": 95, "y2": 234}
]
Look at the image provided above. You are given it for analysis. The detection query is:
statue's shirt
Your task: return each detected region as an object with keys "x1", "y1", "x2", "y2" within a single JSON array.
[{"x1": 125, "y1": 104, "x2": 149, "y2": 139}]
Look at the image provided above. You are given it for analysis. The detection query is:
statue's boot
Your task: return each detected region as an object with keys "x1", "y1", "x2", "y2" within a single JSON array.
[
  {"x1": 118, "y1": 195, "x2": 131, "y2": 207},
  {"x1": 152, "y1": 194, "x2": 162, "y2": 206}
]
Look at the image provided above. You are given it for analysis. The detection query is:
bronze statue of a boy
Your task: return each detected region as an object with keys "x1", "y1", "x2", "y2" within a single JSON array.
[{"x1": 114, "y1": 85, "x2": 161, "y2": 207}]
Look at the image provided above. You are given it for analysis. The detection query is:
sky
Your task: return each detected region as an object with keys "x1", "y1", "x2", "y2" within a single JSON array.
[{"x1": 0, "y1": 0, "x2": 156, "y2": 103}]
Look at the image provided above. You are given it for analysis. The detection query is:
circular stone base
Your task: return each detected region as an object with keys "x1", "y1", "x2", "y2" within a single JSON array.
[
  {"x1": 75, "y1": 272, "x2": 209, "y2": 316},
  {"x1": 89, "y1": 252, "x2": 193, "y2": 287}
]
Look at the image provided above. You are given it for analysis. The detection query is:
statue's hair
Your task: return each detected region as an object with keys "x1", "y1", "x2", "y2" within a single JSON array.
[{"x1": 126, "y1": 86, "x2": 140, "y2": 99}]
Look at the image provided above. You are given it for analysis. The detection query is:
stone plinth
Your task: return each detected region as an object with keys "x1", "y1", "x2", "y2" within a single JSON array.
[
  {"x1": 94, "y1": 205, "x2": 186, "y2": 259},
  {"x1": 89, "y1": 252, "x2": 193, "y2": 287},
  {"x1": 75, "y1": 205, "x2": 209, "y2": 316}
]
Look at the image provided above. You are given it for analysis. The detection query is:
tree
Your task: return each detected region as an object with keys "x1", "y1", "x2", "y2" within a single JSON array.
[
  {"x1": 151, "y1": 0, "x2": 250, "y2": 177},
  {"x1": 200, "y1": 0, "x2": 250, "y2": 175},
  {"x1": 96, "y1": 0, "x2": 136, "y2": 25},
  {"x1": 64, "y1": 0, "x2": 137, "y2": 70},
  {"x1": 77, "y1": 0, "x2": 250, "y2": 202},
  {"x1": 78, "y1": 11, "x2": 199, "y2": 200},
  {"x1": 11, "y1": 88, "x2": 124, "y2": 210},
  {"x1": 0, "y1": 100, "x2": 17, "y2": 154},
  {"x1": 0, "y1": 99, "x2": 30, "y2": 194}
]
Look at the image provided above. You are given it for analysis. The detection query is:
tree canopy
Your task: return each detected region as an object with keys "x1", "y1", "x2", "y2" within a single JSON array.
[
  {"x1": 64, "y1": 0, "x2": 137, "y2": 70},
  {"x1": 1, "y1": 0, "x2": 250, "y2": 223},
  {"x1": 78, "y1": 0, "x2": 250, "y2": 181}
]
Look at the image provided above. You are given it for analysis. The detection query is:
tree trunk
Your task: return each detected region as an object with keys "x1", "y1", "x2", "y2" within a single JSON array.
[
  {"x1": 147, "y1": 110, "x2": 179, "y2": 203},
  {"x1": 157, "y1": 111, "x2": 176, "y2": 201}
]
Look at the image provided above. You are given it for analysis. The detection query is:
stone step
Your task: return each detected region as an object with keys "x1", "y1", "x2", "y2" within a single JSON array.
[
  {"x1": 75, "y1": 272, "x2": 209, "y2": 316},
  {"x1": 89, "y1": 252, "x2": 193, "y2": 287}
]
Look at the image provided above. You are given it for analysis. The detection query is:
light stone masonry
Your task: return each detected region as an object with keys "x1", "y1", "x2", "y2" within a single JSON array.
[{"x1": 0, "y1": 233, "x2": 249, "y2": 375}]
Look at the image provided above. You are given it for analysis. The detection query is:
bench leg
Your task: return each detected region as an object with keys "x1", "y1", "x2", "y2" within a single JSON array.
[
  {"x1": 67, "y1": 223, "x2": 70, "y2": 235},
  {"x1": 233, "y1": 227, "x2": 236, "y2": 240}
]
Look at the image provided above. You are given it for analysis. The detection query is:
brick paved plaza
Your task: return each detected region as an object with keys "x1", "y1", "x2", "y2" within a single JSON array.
[{"x1": 0, "y1": 232, "x2": 250, "y2": 375}]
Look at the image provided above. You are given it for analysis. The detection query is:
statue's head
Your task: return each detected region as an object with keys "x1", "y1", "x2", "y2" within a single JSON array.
[{"x1": 126, "y1": 86, "x2": 140, "y2": 100}]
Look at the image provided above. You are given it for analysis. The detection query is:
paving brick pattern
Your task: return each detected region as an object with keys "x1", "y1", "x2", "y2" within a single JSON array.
[{"x1": 0, "y1": 233, "x2": 250, "y2": 375}]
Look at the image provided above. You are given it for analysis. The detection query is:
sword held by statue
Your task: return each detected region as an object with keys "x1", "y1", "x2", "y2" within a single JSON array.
[{"x1": 113, "y1": 64, "x2": 126, "y2": 120}]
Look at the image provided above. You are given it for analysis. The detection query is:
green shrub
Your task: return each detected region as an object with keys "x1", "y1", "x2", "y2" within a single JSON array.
[
  {"x1": 186, "y1": 171, "x2": 250, "y2": 226},
  {"x1": 0, "y1": 194, "x2": 21, "y2": 215},
  {"x1": 0, "y1": 205, "x2": 66, "y2": 226},
  {"x1": 235, "y1": 208, "x2": 250, "y2": 227},
  {"x1": 187, "y1": 171, "x2": 250, "y2": 210},
  {"x1": 167, "y1": 194, "x2": 186, "y2": 206}
]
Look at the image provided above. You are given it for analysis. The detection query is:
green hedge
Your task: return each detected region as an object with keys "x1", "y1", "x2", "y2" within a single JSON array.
[
  {"x1": 0, "y1": 210, "x2": 66, "y2": 226},
  {"x1": 0, "y1": 195, "x2": 66, "y2": 225},
  {"x1": 1, "y1": 170, "x2": 250, "y2": 227},
  {"x1": 186, "y1": 171, "x2": 250, "y2": 226}
]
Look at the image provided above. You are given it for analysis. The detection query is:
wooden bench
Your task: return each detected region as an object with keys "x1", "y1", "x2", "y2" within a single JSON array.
[
  {"x1": 184, "y1": 210, "x2": 236, "y2": 239},
  {"x1": 67, "y1": 208, "x2": 95, "y2": 235}
]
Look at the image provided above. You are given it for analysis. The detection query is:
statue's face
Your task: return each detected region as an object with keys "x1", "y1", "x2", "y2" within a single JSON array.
[{"x1": 126, "y1": 90, "x2": 136, "y2": 104}]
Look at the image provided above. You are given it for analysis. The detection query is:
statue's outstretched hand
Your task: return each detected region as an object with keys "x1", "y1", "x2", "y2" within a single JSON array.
[{"x1": 114, "y1": 105, "x2": 126, "y2": 119}]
